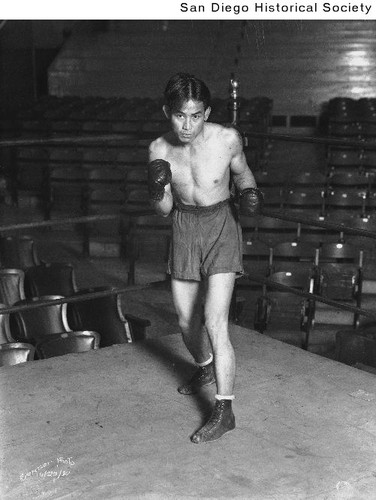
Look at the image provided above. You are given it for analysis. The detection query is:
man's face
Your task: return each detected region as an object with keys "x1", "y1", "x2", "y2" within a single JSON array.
[{"x1": 164, "y1": 99, "x2": 211, "y2": 144}]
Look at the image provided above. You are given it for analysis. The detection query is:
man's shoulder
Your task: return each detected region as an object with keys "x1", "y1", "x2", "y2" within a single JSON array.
[
  {"x1": 149, "y1": 133, "x2": 172, "y2": 155},
  {"x1": 207, "y1": 122, "x2": 242, "y2": 147}
]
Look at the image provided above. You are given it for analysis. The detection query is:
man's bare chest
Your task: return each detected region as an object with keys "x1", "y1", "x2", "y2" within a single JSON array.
[{"x1": 166, "y1": 145, "x2": 231, "y2": 182}]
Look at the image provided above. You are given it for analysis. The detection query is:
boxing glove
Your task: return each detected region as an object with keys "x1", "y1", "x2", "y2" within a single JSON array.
[
  {"x1": 148, "y1": 159, "x2": 172, "y2": 201},
  {"x1": 239, "y1": 187, "x2": 264, "y2": 216}
]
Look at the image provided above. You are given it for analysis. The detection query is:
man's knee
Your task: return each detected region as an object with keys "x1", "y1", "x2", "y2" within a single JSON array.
[
  {"x1": 205, "y1": 313, "x2": 229, "y2": 338},
  {"x1": 178, "y1": 311, "x2": 202, "y2": 333}
]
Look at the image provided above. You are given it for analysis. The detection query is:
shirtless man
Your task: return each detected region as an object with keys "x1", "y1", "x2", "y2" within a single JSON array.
[{"x1": 148, "y1": 73, "x2": 263, "y2": 443}]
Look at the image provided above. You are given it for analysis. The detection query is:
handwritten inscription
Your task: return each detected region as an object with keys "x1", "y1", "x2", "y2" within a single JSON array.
[
  {"x1": 20, "y1": 456, "x2": 75, "y2": 482},
  {"x1": 19, "y1": 457, "x2": 76, "y2": 499}
]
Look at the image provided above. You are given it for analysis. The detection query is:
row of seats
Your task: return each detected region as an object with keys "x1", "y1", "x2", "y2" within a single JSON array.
[
  {"x1": 325, "y1": 97, "x2": 376, "y2": 176},
  {"x1": 326, "y1": 147, "x2": 376, "y2": 174},
  {"x1": 233, "y1": 238, "x2": 367, "y2": 349},
  {"x1": 3, "y1": 94, "x2": 272, "y2": 210},
  {"x1": 0, "y1": 235, "x2": 151, "y2": 367},
  {"x1": 0, "y1": 332, "x2": 100, "y2": 366},
  {"x1": 4, "y1": 95, "x2": 272, "y2": 136},
  {"x1": 126, "y1": 208, "x2": 376, "y2": 286},
  {"x1": 0, "y1": 261, "x2": 150, "y2": 342},
  {"x1": 327, "y1": 97, "x2": 376, "y2": 126}
]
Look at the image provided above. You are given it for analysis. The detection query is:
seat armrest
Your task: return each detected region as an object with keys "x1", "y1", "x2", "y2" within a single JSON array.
[{"x1": 124, "y1": 314, "x2": 151, "y2": 342}]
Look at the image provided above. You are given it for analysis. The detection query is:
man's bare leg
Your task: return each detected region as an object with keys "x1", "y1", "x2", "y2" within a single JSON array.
[
  {"x1": 191, "y1": 272, "x2": 236, "y2": 443},
  {"x1": 171, "y1": 278, "x2": 215, "y2": 394}
]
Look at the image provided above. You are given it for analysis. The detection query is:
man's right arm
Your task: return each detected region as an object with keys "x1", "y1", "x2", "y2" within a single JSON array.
[{"x1": 148, "y1": 141, "x2": 174, "y2": 217}]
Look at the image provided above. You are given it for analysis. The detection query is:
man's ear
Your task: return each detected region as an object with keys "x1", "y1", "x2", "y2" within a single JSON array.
[
  {"x1": 163, "y1": 105, "x2": 171, "y2": 119},
  {"x1": 204, "y1": 106, "x2": 211, "y2": 121}
]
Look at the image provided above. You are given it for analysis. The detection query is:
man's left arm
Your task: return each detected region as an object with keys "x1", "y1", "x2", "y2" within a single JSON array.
[{"x1": 228, "y1": 129, "x2": 264, "y2": 216}]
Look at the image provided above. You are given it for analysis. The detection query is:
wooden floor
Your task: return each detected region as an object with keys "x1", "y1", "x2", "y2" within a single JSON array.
[{"x1": 2, "y1": 325, "x2": 376, "y2": 500}]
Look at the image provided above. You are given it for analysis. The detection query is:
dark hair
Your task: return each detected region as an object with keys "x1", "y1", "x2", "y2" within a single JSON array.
[{"x1": 164, "y1": 73, "x2": 211, "y2": 111}]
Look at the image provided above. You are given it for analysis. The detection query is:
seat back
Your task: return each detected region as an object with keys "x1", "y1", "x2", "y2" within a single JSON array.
[
  {"x1": 268, "y1": 270, "x2": 312, "y2": 291},
  {"x1": 0, "y1": 342, "x2": 35, "y2": 366},
  {"x1": 285, "y1": 189, "x2": 325, "y2": 212},
  {"x1": 35, "y1": 331, "x2": 100, "y2": 359},
  {"x1": 127, "y1": 215, "x2": 172, "y2": 284},
  {"x1": 86, "y1": 166, "x2": 127, "y2": 187},
  {"x1": 0, "y1": 303, "x2": 12, "y2": 344},
  {"x1": 290, "y1": 171, "x2": 327, "y2": 190},
  {"x1": 124, "y1": 188, "x2": 150, "y2": 212},
  {"x1": 10, "y1": 295, "x2": 70, "y2": 343},
  {"x1": 0, "y1": 236, "x2": 40, "y2": 269},
  {"x1": 25, "y1": 263, "x2": 77, "y2": 298},
  {"x1": 126, "y1": 168, "x2": 148, "y2": 191},
  {"x1": 242, "y1": 239, "x2": 272, "y2": 277},
  {"x1": 319, "y1": 242, "x2": 362, "y2": 263},
  {"x1": 325, "y1": 190, "x2": 366, "y2": 215},
  {"x1": 0, "y1": 268, "x2": 26, "y2": 306},
  {"x1": 67, "y1": 287, "x2": 132, "y2": 346},
  {"x1": 317, "y1": 243, "x2": 364, "y2": 301},
  {"x1": 272, "y1": 241, "x2": 319, "y2": 273}
]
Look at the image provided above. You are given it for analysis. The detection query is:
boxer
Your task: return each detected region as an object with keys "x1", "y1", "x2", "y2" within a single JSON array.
[{"x1": 148, "y1": 73, "x2": 262, "y2": 443}]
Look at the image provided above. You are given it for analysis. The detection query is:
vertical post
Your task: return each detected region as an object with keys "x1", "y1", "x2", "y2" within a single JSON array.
[
  {"x1": 228, "y1": 76, "x2": 248, "y2": 147},
  {"x1": 228, "y1": 76, "x2": 239, "y2": 126}
]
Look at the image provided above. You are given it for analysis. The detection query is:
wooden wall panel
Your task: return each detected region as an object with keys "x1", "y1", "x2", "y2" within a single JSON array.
[{"x1": 49, "y1": 20, "x2": 376, "y2": 116}]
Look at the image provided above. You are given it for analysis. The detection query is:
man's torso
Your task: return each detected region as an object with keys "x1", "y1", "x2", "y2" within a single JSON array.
[{"x1": 152, "y1": 123, "x2": 234, "y2": 206}]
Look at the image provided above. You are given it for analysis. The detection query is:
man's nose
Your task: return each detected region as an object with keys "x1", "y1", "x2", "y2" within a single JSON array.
[{"x1": 183, "y1": 118, "x2": 191, "y2": 130}]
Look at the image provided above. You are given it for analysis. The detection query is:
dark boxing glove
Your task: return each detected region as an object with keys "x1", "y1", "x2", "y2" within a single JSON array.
[
  {"x1": 239, "y1": 187, "x2": 264, "y2": 216},
  {"x1": 148, "y1": 159, "x2": 172, "y2": 202}
]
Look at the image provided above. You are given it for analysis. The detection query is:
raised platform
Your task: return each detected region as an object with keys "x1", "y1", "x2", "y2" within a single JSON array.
[{"x1": 1, "y1": 326, "x2": 376, "y2": 499}]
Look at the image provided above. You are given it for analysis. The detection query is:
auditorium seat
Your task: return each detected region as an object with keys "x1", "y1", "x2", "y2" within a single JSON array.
[
  {"x1": 334, "y1": 328, "x2": 376, "y2": 369},
  {"x1": 290, "y1": 171, "x2": 328, "y2": 192},
  {"x1": 326, "y1": 146, "x2": 362, "y2": 173},
  {"x1": 327, "y1": 171, "x2": 370, "y2": 193},
  {"x1": 85, "y1": 166, "x2": 127, "y2": 188},
  {"x1": 360, "y1": 122, "x2": 376, "y2": 139},
  {"x1": 285, "y1": 189, "x2": 326, "y2": 214},
  {"x1": 0, "y1": 303, "x2": 13, "y2": 344},
  {"x1": 261, "y1": 187, "x2": 286, "y2": 209},
  {"x1": 312, "y1": 243, "x2": 365, "y2": 331},
  {"x1": 49, "y1": 119, "x2": 83, "y2": 136},
  {"x1": 123, "y1": 188, "x2": 150, "y2": 213},
  {"x1": 255, "y1": 270, "x2": 313, "y2": 344},
  {"x1": 14, "y1": 147, "x2": 49, "y2": 207},
  {"x1": 344, "y1": 215, "x2": 376, "y2": 251},
  {"x1": 45, "y1": 165, "x2": 87, "y2": 220},
  {"x1": 67, "y1": 286, "x2": 150, "y2": 344},
  {"x1": 24, "y1": 263, "x2": 78, "y2": 299},
  {"x1": 271, "y1": 241, "x2": 319, "y2": 273},
  {"x1": 361, "y1": 149, "x2": 376, "y2": 174},
  {"x1": 35, "y1": 330, "x2": 100, "y2": 359},
  {"x1": 328, "y1": 122, "x2": 362, "y2": 140},
  {"x1": 0, "y1": 342, "x2": 35, "y2": 366},
  {"x1": 240, "y1": 214, "x2": 299, "y2": 247},
  {"x1": 125, "y1": 168, "x2": 148, "y2": 191},
  {"x1": 0, "y1": 268, "x2": 26, "y2": 306},
  {"x1": 9, "y1": 295, "x2": 71, "y2": 344},
  {"x1": 242, "y1": 239, "x2": 273, "y2": 277},
  {"x1": 82, "y1": 120, "x2": 114, "y2": 135},
  {"x1": 126, "y1": 214, "x2": 172, "y2": 285},
  {"x1": 0, "y1": 235, "x2": 41, "y2": 269},
  {"x1": 325, "y1": 190, "x2": 367, "y2": 218},
  {"x1": 82, "y1": 186, "x2": 126, "y2": 256},
  {"x1": 254, "y1": 170, "x2": 287, "y2": 189}
]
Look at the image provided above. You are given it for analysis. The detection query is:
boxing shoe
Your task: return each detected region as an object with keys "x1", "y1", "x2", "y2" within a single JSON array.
[
  {"x1": 191, "y1": 399, "x2": 235, "y2": 444},
  {"x1": 177, "y1": 362, "x2": 215, "y2": 395}
]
